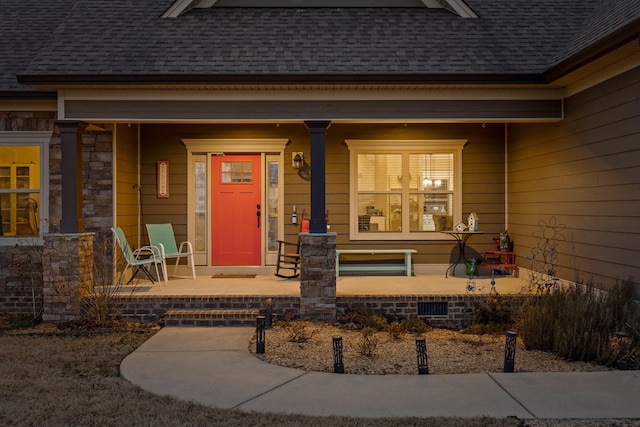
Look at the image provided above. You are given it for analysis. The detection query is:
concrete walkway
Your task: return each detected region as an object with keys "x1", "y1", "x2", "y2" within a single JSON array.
[{"x1": 120, "y1": 327, "x2": 640, "y2": 420}]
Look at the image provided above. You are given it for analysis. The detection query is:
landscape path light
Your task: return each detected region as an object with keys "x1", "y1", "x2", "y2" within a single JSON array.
[
  {"x1": 256, "y1": 316, "x2": 266, "y2": 354},
  {"x1": 416, "y1": 336, "x2": 429, "y2": 375},
  {"x1": 333, "y1": 335, "x2": 344, "y2": 373},
  {"x1": 504, "y1": 331, "x2": 517, "y2": 372}
]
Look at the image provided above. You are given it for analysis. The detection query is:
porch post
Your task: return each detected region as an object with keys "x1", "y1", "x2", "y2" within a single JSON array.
[
  {"x1": 305, "y1": 121, "x2": 331, "y2": 233},
  {"x1": 56, "y1": 121, "x2": 87, "y2": 233},
  {"x1": 300, "y1": 121, "x2": 336, "y2": 321}
]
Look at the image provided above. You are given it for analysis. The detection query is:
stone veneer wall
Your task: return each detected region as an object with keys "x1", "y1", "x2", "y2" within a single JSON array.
[
  {"x1": 0, "y1": 112, "x2": 114, "y2": 318},
  {"x1": 0, "y1": 112, "x2": 55, "y2": 317},
  {"x1": 42, "y1": 233, "x2": 94, "y2": 322},
  {"x1": 299, "y1": 233, "x2": 337, "y2": 321},
  {"x1": 48, "y1": 128, "x2": 114, "y2": 244}
]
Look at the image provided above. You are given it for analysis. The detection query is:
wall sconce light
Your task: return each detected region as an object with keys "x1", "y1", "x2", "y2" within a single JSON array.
[{"x1": 292, "y1": 152, "x2": 304, "y2": 169}]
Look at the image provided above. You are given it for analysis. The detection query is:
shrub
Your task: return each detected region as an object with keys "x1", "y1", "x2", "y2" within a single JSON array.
[
  {"x1": 281, "y1": 321, "x2": 314, "y2": 343},
  {"x1": 385, "y1": 321, "x2": 405, "y2": 340},
  {"x1": 338, "y1": 306, "x2": 387, "y2": 331},
  {"x1": 357, "y1": 327, "x2": 379, "y2": 358},
  {"x1": 518, "y1": 279, "x2": 640, "y2": 366},
  {"x1": 400, "y1": 316, "x2": 429, "y2": 334},
  {"x1": 80, "y1": 236, "x2": 124, "y2": 326},
  {"x1": 471, "y1": 291, "x2": 515, "y2": 330}
]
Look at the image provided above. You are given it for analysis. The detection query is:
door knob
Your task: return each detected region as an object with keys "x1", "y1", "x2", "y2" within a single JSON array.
[{"x1": 256, "y1": 204, "x2": 261, "y2": 228}]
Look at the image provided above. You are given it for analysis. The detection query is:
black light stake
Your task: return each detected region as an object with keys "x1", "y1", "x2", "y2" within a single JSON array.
[
  {"x1": 504, "y1": 331, "x2": 517, "y2": 372},
  {"x1": 333, "y1": 335, "x2": 345, "y2": 373},
  {"x1": 416, "y1": 337, "x2": 429, "y2": 375},
  {"x1": 256, "y1": 316, "x2": 266, "y2": 354},
  {"x1": 616, "y1": 331, "x2": 629, "y2": 370},
  {"x1": 265, "y1": 298, "x2": 273, "y2": 328}
]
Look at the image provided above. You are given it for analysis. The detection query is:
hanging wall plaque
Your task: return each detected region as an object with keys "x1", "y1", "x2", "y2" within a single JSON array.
[{"x1": 157, "y1": 160, "x2": 169, "y2": 198}]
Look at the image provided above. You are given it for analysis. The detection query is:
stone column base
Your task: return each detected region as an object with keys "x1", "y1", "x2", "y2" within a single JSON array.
[
  {"x1": 299, "y1": 233, "x2": 336, "y2": 321},
  {"x1": 42, "y1": 233, "x2": 94, "y2": 322}
]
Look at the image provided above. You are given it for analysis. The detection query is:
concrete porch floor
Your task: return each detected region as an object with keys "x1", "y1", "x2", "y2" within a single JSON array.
[{"x1": 115, "y1": 266, "x2": 529, "y2": 297}]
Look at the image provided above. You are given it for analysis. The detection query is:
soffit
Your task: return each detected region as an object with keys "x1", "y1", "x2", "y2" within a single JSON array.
[{"x1": 551, "y1": 40, "x2": 640, "y2": 88}]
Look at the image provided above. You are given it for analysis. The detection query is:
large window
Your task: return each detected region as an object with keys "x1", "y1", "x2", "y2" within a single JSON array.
[
  {"x1": 346, "y1": 140, "x2": 465, "y2": 240},
  {"x1": 0, "y1": 132, "x2": 50, "y2": 244}
]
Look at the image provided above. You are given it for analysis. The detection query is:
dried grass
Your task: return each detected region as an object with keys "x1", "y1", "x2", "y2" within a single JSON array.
[{"x1": 0, "y1": 318, "x2": 633, "y2": 427}]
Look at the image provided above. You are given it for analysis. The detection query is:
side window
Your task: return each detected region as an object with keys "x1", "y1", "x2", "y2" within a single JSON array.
[
  {"x1": 0, "y1": 132, "x2": 50, "y2": 243},
  {"x1": 346, "y1": 140, "x2": 465, "y2": 241}
]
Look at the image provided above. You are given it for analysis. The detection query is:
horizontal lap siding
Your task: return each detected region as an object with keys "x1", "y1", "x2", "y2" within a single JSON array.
[
  {"x1": 115, "y1": 123, "x2": 140, "y2": 243},
  {"x1": 508, "y1": 66, "x2": 640, "y2": 291},
  {"x1": 325, "y1": 123, "x2": 505, "y2": 265},
  {"x1": 136, "y1": 122, "x2": 506, "y2": 267}
]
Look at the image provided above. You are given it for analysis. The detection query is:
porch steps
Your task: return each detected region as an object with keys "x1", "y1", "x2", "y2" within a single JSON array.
[{"x1": 164, "y1": 308, "x2": 261, "y2": 327}]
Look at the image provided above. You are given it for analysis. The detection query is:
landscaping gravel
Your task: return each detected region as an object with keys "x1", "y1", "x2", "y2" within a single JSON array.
[{"x1": 251, "y1": 321, "x2": 614, "y2": 375}]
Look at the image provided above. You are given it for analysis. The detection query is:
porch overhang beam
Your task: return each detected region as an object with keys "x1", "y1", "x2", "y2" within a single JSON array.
[{"x1": 61, "y1": 98, "x2": 563, "y2": 122}]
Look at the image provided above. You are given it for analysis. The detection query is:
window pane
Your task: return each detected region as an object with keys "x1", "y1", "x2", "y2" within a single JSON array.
[
  {"x1": 0, "y1": 146, "x2": 40, "y2": 237},
  {"x1": 221, "y1": 161, "x2": 253, "y2": 183},
  {"x1": 267, "y1": 161, "x2": 278, "y2": 251},
  {"x1": 357, "y1": 193, "x2": 401, "y2": 232},
  {"x1": 1, "y1": 192, "x2": 40, "y2": 236},
  {"x1": 242, "y1": 162, "x2": 253, "y2": 183},
  {"x1": 0, "y1": 167, "x2": 9, "y2": 189},
  {"x1": 410, "y1": 193, "x2": 453, "y2": 231},
  {"x1": 410, "y1": 153, "x2": 454, "y2": 232},
  {"x1": 194, "y1": 161, "x2": 206, "y2": 252},
  {"x1": 357, "y1": 154, "x2": 402, "y2": 191},
  {"x1": 410, "y1": 153, "x2": 454, "y2": 192}
]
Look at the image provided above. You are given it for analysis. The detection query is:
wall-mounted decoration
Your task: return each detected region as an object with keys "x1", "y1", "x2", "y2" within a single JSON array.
[{"x1": 157, "y1": 160, "x2": 169, "y2": 198}]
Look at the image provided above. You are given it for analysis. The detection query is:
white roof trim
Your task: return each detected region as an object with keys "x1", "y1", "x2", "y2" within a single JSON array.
[
  {"x1": 195, "y1": 0, "x2": 219, "y2": 7},
  {"x1": 161, "y1": 0, "x2": 193, "y2": 18},
  {"x1": 438, "y1": 0, "x2": 478, "y2": 18},
  {"x1": 162, "y1": 0, "x2": 478, "y2": 18}
]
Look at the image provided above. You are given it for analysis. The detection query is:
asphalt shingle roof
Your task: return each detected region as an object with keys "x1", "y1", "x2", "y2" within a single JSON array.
[
  {"x1": 1, "y1": 0, "x2": 638, "y2": 92},
  {"x1": 0, "y1": 0, "x2": 76, "y2": 92}
]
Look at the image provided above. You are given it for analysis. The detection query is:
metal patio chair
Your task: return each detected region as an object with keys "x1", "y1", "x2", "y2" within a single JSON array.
[
  {"x1": 146, "y1": 223, "x2": 196, "y2": 280},
  {"x1": 112, "y1": 226, "x2": 166, "y2": 287}
]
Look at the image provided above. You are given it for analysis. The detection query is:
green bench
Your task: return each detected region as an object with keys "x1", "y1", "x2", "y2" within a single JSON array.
[{"x1": 335, "y1": 249, "x2": 417, "y2": 277}]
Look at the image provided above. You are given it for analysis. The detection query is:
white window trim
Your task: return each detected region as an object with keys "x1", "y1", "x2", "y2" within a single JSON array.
[
  {"x1": 0, "y1": 131, "x2": 51, "y2": 246},
  {"x1": 345, "y1": 139, "x2": 466, "y2": 241}
]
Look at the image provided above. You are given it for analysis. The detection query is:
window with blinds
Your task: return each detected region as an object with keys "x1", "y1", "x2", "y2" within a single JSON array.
[{"x1": 346, "y1": 140, "x2": 465, "y2": 240}]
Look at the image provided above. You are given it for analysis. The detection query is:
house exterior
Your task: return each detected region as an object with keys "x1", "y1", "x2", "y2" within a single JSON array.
[{"x1": 1, "y1": 0, "x2": 639, "y2": 318}]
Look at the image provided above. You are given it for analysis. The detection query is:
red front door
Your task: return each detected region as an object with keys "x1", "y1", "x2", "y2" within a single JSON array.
[{"x1": 211, "y1": 154, "x2": 262, "y2": 265}]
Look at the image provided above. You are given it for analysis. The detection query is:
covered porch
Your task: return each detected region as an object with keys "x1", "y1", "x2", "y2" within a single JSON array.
[
  {"x1": 115, "y1": 268, "x2": 527, "y2": 297},
  {"x1": 112, "y1": 269, "x2": 528, "y2": 328}
]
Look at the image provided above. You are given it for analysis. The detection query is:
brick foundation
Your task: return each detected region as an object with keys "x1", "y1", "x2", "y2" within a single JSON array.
[
  {"x1": 113, "y1": 295, "x2": 301, "y2": 322},
  {"x1": 0, "y1": 244, "x2": 44, "y2": 317}
]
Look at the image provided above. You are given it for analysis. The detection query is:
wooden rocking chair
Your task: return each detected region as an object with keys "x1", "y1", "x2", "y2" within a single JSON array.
[{"x1": 274, "y1": 213, "x2": 309, "y2": 279}]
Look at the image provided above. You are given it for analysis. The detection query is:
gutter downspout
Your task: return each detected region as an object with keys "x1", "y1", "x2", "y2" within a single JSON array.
[{"x1": 504, "y1": 123, "x2": 508, "y2": 231}]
